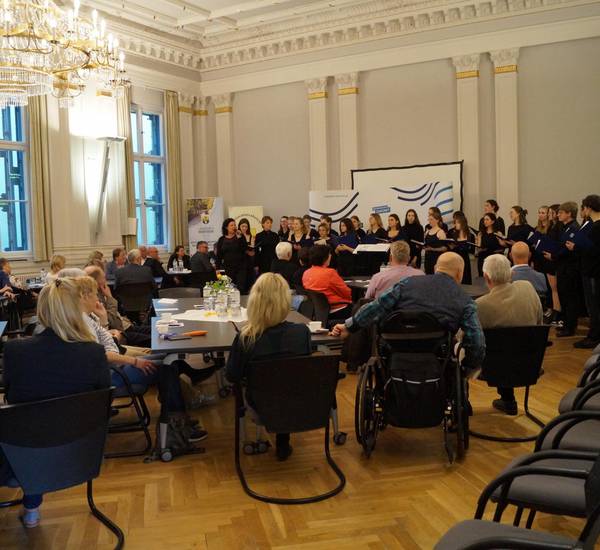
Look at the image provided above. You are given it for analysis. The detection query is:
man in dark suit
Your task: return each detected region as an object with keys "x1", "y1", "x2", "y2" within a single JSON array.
[
  {"x1": 114, "y1": 249, "x2": 156, "y2": 289},
  {"x1": 190, "y1": 241, "x2": 215, "y2": 273},
  {"x1": 145, "y1": 246, "x2": 167, "y2": 279}
]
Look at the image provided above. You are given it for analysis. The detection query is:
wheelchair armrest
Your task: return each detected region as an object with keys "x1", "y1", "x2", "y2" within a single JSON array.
[{"x1": 534, "y1": 410, "x2": 600, "y2": 451}]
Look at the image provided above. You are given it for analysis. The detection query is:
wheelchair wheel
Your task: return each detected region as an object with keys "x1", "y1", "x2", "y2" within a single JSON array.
[
  {"x1": 454, "y1": 364, "x2": 469, "y2": 460},
  {"x1": 355, "y1": 362, "x2": 381, "y2": 457}
]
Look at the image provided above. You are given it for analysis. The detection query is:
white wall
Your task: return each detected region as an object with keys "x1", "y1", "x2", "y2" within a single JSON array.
[
  {"x1": 518, "y1": 37, "x2": 600, "y2": 214},
  {"x1": 358, "y1": 59, "x2": 458, "y2": 173},
  {"x1": 232, "y1": 82, "x2": 310, "y2": 222}
]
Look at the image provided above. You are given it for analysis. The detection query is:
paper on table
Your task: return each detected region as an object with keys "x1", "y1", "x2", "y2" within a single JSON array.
[
  {"x1": 154, "y1": 307, "x2": 178, "y2": 311},
  {"x1": 157, "y1": 298, "x2": 178, "y2": 304},
  {"x1": 173, "y1": 308, "x2": 248, "y2": 323},
  {"x1": 352, "y1": 243, "x2": 390, "y2": 254}
]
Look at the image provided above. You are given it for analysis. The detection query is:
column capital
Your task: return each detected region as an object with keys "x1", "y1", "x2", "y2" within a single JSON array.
[
  {"x1": 452, "y1": 54, "x2": 481, "y2": 79},
  {"x1": 305, "y1": 77, "x2": 328, "y2": 100},
  {"x1": 194, "y1": 96, "x2": 209, "y2": 116},
  {"x1": 335, "y1": 72, "x2": 359, "y2": 95},
  {"x1": 213, "y1": 93, "x2": 233, "y2": 114},
  {"x1": 178, "y1": 93, "x2": 195, "y2": 113},
  {"x1": 490, "y1": 48, "x2": 520, "y2": 73}
]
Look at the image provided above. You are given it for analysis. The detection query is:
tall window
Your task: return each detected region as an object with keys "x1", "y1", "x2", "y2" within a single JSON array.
[
  {"x1": 131, "y1": 107, "x2": 166, "y2": 245},
  {"x1": 0, "y1": 106, "x2": 29, "y2": 254}
]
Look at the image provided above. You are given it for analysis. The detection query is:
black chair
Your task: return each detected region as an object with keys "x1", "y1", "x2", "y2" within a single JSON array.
[
  {"x1": 536, "y1": 410, "x2": 600, "y2": 454},
  {"x1": 188, "y1": 271, "x2": 217, "y2": 289},
  {"x1": 114, "y1": 282, "x2": 155, "y2": 324},
  {"x1": 559, "y1": 355, "x2": 600, "y2": 414},
  {"x1": 302, "y1": 290, "x2": 348, "y2": 327},
  {"x1": 469, "y1": 325, "x2": 550, "y2": 443},
  {"x1": 0, "y1": 388, "x2": 124, "y2": 549},
  {"x1": 234, "y1": 353, "x2": 345, "y2": 504},
  {"x1": 435, "y1": 454, "x2": 600, "y2": 550},
  {"x1": 158, "y1": 287, "x2": 202, "y2": 299},
  {"x1": 105, "y1": 366, "x2": 152, "y2": 459}
]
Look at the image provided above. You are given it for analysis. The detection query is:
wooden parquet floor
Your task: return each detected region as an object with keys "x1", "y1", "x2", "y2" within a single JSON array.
[{"x1": 0, "y1": 330, "x2": 597, "y2": 549}]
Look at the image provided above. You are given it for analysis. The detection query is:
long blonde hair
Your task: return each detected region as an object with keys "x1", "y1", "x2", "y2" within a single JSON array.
[
  {"x1": 37, "y1": 278, "x2": 96, "y2": 343},
  {"x1": 240, "y1": 273, "x2": 291, "y2": 348}
]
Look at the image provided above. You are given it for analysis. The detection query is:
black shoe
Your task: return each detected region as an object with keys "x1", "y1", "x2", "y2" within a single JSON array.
[
  {"x1": 574, "y1": 338, "x2": 600, "y2": 349},
  {"x1": 188, "y1": 427, "x2": 208, "y2": 442},
  {"x1": 556, "y1": 328, "x2": 575, "y2": 338},
  {"x1": 492, "y1": 399, "x2": 518, "y2": 416},
  {"x1": 276, "y1": 444, "x2": 293, "y2": 461}
]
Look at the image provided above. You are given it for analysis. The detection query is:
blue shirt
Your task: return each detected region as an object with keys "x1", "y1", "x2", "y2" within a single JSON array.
[{"x1": 345, "y1": 273, "x2": 485, "y2": 370}]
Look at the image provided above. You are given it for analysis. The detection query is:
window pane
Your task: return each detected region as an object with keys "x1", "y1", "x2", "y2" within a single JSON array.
[
  {"x1": 145, "y1": 205, "x2": 164, "y2": 245},
  {"x1": 136, "y1": 205, "x2": 142, "y2": 241},
  {"x1": 142, "y1": 113, "x2": 161, "y2": 156},
  {"x1": 0, "y1": 106, "x2": 24, "y2": 142},
  {"x1": 0, "y1": 149, "x2": 28, "y2": 251},
  {"x1": 143, "y1": 162, "x2": 163, "y2": 203},
  {"x1": 133, "y1": 161, "x2": 140, "y2": 202},
  {"x1": 130, "y1": 111, "x2": 138, "y2": 153}
]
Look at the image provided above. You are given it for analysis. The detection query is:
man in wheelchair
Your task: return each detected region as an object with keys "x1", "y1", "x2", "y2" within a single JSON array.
[{"x1": 331, "y1": 252, "x2": 485, "y2": 376}]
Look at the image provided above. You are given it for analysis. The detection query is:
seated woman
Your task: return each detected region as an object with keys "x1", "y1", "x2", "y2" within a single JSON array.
[
  {"x1": 302, "y1": 245, "x2": 352, "y2": 318},
  {"x1": 225, "y1": 273, "x2": 311, "y2": 461},
  {"x1": 46, "y1": 254, "x2": 66, "y2": 283},
  {"x1": 1, "y1": 278, "x2": 110, "y2": 528},
  {"x1": 270, "y1": 242, "x2": 297, "y2": 285}
]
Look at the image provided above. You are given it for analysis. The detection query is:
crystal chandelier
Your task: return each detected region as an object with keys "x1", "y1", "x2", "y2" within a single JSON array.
[{"x1": 0, "y1": 0, "x2": 130, "y2": 109}]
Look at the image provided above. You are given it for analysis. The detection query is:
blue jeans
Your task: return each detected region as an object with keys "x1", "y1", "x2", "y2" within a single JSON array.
[{"x1": 110, "y1": 357, "x2": 186, "y2": 412}]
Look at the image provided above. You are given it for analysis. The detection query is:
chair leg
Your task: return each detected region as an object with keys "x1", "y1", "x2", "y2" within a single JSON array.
[
  {"x1": 513, "y1": 506, "x2": 524, "y2": 527},
  {"x1": 523, "y1": 386, "x2": 545, "y2": 428},
  {"x1": 87, "y1": 480, "x2": 125, "y2": 550},
  {"x1": 493, "y1": 501, "x2": 508, "y2": 522},
  {"x1": 525, "y1": 509, "x2": 537, "y2": 529},
  {"x1": 105, "y1": 393, "x2": 153, "y2": 459}
]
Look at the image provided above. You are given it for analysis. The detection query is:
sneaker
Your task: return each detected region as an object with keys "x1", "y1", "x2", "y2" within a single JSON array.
[
  {"x1": 492, "y1": 399, "x2": 518, "y2": 416},
  {"x1": 276, "y1": 444, "x2": 293, "y2": 462},
  {"x1": 574, "y1": 338, "x2": 600, "y2": 349},
  {"x1": 188, "y1": 427, "x2": 208, "y2": 442},
  {"x1": 187, "y1": 393, "x2": 217, "y2": 410},
  {"x1": 20, "y1": 507, "x2": 40, "y2": 528}
]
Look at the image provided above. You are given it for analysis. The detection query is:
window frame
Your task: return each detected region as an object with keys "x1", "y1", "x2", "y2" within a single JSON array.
[
  {"x1": 0, "y1": 106, "x2": 32, "y2": 259},
  {"x1": 130, "y1": 105, "x2": 167, "y2": 247}
]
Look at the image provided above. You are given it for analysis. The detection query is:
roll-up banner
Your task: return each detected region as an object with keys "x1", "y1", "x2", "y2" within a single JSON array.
[{"x1": 187, "y1": 197, "x2": 224, "y2": 248}]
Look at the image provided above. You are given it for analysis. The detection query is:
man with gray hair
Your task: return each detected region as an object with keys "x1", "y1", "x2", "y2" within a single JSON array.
[
  {"x1": 365, "y1": 240, "x2": 424, "y2": 299},
  {"x1": 476, "y1": 253, "x2": 543, "y2": 414},
  {"x1": 114, "y1": 248, "x2": 156, "y2": 290},
  {"x1": 270, "y1": 241, "x2": 296, "y2": 284}
]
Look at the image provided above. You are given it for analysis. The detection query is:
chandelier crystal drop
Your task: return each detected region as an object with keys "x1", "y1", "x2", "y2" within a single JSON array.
[{"x1": 0, "y1": 0, "x2": 130, "y2": 109}]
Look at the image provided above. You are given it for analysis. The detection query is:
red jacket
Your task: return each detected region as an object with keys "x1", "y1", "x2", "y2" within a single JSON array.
[{"x1": 302, "y1": 266, "x2": 352, "y2": 309}]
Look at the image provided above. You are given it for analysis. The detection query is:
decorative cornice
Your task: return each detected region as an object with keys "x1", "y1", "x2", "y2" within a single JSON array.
[
  {"x1": 110, "y1": 0, "x2": 590, "y2": 74},
  {"x1": 213, "y1": 93, "x2": 233, "y2": 113},
  {"x1": 178, "y1": 93, "x2": 196, "y2": 112},
  {"x1": 490, "y1": 47, "x2": 520, "y2": 71}
]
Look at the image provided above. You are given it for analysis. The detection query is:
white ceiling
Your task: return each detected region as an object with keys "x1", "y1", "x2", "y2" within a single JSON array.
[{"x1": 81, "y1": 0, "x2": 381, "y2": 43}]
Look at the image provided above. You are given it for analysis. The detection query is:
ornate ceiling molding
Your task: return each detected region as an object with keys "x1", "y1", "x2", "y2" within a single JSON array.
[{"x1": 110, "y1": 0, "x2": 594, "y2": 75}]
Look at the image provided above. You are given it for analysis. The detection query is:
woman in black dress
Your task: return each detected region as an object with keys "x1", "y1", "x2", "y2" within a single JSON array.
[
  {"x1": 448, "y1": 212, "x2": 474, "y2": 284},
  {"x1": 167, "y1": 245, "x2": 191, "y2": 271},
  {"x1": 351, "y1": 216, "x2": 366, "y2": 242},
  {"x1": 387, "y1": 214, "x2": 404, "y2": 242},
  {"x1": 278, "y1": 216, "x2": 290, "y2": 241},
  {"x1": 423, "y1": 211, "x2": 447, "y2": 274},
  {"x1": 534, "y1": 205, "x2": 561, "y2": 319},
  {"x1": 238, "y1": 217, "x2": 257, "y2": 288},
  {"x1": 404, "y1": 209, "x2": 424, "y2": 269},
  {"x1": 424, "y1": 206, "x2": 449, "y2": 233},
  {"x1": 478, "y1": 199, "x2": 506, "y2": 235},
  {"x1": 216, "y1": 218, "x2": 248, "y2": 292},
  {"x1": 255, "y1": 216, "x2": 279, "y2": 274},
  {"x1": 476, "y1": 212, "x2": 504, "y2": 277},
  {"x1": 501, "y1": 205, "x2": 533, "y2": 260},
  {"x1": 288, "y1": 217, "x2": 312, "y2": 263},
  {"x1": 335, "y1": 218, "x2": 359, "y2": 277},
  {"x1": 366, "y1": 213, "x2": 389, "y2": 273},
  {"x1": 302, "y1": 215, "x2": 319, "y2": 240}
]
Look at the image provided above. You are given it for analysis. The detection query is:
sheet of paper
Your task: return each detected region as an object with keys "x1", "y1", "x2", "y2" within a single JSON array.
[
  {"x1": 157, "y1": 298, "x2": 178, "y2": 304},
  {"x1": 172, "y1": 308, "x2": 248, "y2": 323}
]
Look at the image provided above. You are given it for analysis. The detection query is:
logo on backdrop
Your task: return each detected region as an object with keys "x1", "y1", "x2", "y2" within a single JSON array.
[{"x1": 391, "y1": 181, "x2": 454, "y2": 218}]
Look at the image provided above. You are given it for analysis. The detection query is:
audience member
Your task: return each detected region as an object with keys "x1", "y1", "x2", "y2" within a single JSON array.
[
  {"x1": 365, "y1": 241, "x2": 424, "y2": 299},
  {"x1": 190, "y1": 241, "x2": 215, "y2": 274},
  {"x1": 270, "y1": 242, "x2": 296, "y2": 284},
  {"x1": 114, "y1": 249, "x2": 156, "y2": 290},
  {"x1": 255, "y1": 216, "x2": 279, "y2": 274},
  {"x1": 46, "y1": 255, "x2": 66, "y2": 283},
  {"x1": 167, "y1": 245, "x2": 191, "y2": 271},
  {"x1": 225, "y1": 273, "x2": 311, "y2": 461},
  {"x1": 302, "y1": 245, "x2": 352, "y2": 317},
  {"x1": 0, "y1": 258, "x2": 37, "y2": 312},
  {"x1": 105, "y1": 247, "x2": 126, "y2": 279},
  {"x1": 331, "y1": 252, "x2": 485, "y2": 374},
  {"x1": 510, "y1": 241, "x2": 548, "y2": 296},
  {"x1": 1, "y1": 277, "x2": 109, "y2": 528},
  {"x1": 85, "y1": 250, "x2": 105, "y2": 270},
  {"x1": 147, "y1": 246, "x2": 168, "y2": 279},
  {"x1": 291, "y1": 247, "x2": 310, "y2": 289},
  {"x1": 475, "y1": 254, "x2": 543, "y2": 415}
]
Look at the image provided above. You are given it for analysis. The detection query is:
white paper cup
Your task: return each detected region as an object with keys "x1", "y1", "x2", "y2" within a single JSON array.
[
  {"x1": 156, "y1": 324, "x2": 169, "y2": 335},
  {"x1": 309, "y1": 321, "x2": 322, "y2": 332},
  {"x1": 160, "y1": 312, "x2": 172, "y2": 321}
]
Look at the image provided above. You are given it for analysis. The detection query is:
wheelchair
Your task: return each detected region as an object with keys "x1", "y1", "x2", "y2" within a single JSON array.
[{"x1": 354, "y1": 310, "x2": 469, "y2": 463}]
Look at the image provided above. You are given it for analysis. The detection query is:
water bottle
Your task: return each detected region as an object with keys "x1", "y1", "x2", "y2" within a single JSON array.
[
  {"x1": 216, "y1": 290, "x2": 228, "y2": 319},
  {"x1": 40, "y1": 268, "x2": 47, "y2": 283},
  {"x1": 230, "y1": 286, "x2": 241, "y2": 309}
]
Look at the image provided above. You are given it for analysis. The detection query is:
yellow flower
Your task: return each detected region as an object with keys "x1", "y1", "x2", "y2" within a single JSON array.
[{"x1": 216, "y1": 273, "x2": 222, "y2": 280}]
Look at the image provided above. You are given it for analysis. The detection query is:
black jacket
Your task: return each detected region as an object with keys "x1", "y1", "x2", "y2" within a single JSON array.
[{"x1": 114, "y1": 263, "x2": 156, "y2": 288}]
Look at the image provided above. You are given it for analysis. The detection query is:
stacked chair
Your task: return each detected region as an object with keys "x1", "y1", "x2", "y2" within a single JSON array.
[{"x1": 436, "y1": 351, "x2": 600, "y2": 549}]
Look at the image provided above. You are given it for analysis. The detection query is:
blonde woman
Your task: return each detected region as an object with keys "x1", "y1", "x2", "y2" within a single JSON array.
[
  {"x1": 1, "y1": 278, "x2": 110, "y2": 527},
  {"x1": 45, "y1": 254, "x2": 66, "y2": 283},
  {"x1": 85, "y1": 250, "x2": 105, "y2": 270},
  {"x1": 225, "y1": 273, "x2": 311, "y2": 461}
]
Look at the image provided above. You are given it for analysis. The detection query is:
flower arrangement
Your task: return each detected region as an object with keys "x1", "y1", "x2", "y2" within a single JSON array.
[{"x1": 207, "y1": 273, "x2": 231, "y2": 292}]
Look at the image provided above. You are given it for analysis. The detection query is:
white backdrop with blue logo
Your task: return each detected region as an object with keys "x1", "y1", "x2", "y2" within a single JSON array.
[{"x1": 309, "y1": 162, "x2": 463, "y2": 228}]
